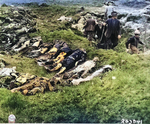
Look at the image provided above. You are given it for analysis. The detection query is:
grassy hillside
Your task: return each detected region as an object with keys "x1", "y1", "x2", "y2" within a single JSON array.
[{"x1": 0, "y1": 5, "x2": 150, "y2": 123}]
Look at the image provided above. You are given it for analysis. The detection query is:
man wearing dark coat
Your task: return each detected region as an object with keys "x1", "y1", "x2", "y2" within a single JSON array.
[
  {"x1": 126, "y1": 29, "x2": 145, "y2": 54},
  {"x1": 83, "y1": 16, "x2": 97, "y2": 46},
  {"x1": 103, "y1": 11, "x2": 121, "y2": 49}
]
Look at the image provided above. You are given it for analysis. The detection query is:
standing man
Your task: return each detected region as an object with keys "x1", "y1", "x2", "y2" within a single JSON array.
[
  {"x1": 103, "y1": 11, "x2": 121, "y2": 49},
  {"x1": 126, "y1": 29, "x2": 145, "y2": 54},
  {"x1": 83, "y1": 16, "x2": 97, "y2": 46}
]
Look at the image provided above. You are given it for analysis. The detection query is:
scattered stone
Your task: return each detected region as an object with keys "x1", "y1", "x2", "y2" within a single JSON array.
[
  {"x1": 57, "y1": 16, "x2": 72, "y2": 22},
  {"x1": 0, "y1": 7, "x2": 37, "y2": 51},
  {"x1": 0, "y1": 67, "x2": 16, "y2": 76}
]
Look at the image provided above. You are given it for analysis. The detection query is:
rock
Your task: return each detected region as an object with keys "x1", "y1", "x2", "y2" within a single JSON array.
[
  {"x1": 0, "y1": 6, "x2": 37, "y2": 52},
  {"x1": 71, "y1": 16, "x2": 85, "y2": 32},
  {"x1": 40, "y1": 3, "x2": 49, "y2": 7},
  {"x1": 1, "y1": 4, "x2": 8, "y2": 7},
  {"x1": 0, "y1": 59, "x2": 5, "y2": 68},
  {"x1": 12, "y1": 36, "x2": 28, "y2": 49},
  {"x1": 76, "y1": 7, "x2": 85, "y2": 13},
  {"x1": 0, "y1": 67, "x2": 16, "y2": 76},
  {"x1": 0, "y1": 20, "x2": 3, "y2": 25},
  {"x1": 0, "y1": 76, "x2": 13, "y2": 89},
  {"x1": 57, "y1": 15, "x2": 72, "y2": 22},
  {"x1": 71, "y1": 6, "x2": 106, "y2": 33}
]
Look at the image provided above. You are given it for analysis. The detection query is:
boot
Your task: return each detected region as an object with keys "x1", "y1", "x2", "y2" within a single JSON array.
[{"x1": 57, "y1": 67, "x2": 66, "y2": 74}]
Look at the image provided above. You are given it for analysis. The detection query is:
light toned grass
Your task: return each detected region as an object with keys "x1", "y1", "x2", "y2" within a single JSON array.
[
  {"x1": 0, "y1": 54, "x2": 55, "y2": 78},
  {"x1": 0, "y1": 5, "x2": 150, "y2": 123}
]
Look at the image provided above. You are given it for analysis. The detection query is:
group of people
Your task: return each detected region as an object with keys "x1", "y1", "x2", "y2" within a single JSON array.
[
  {"x1": 83, "y1": 10, "x2": 145, "y2": 54},
  {"x1": 83, "y1": 11, "x2": 121, "y2": 49}
]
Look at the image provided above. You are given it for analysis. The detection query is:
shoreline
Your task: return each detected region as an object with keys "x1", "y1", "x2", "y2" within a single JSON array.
[{"x1": 0, "y1": 0, "x2": 104, "y2": 7}]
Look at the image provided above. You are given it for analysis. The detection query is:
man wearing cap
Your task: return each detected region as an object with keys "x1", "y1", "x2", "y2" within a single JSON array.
[
  {"x1": 126, "y1": 29, "x2": 145, "y2": 54},
  {"x1": 103, "y1": 11, "x2": 121, "y2": 49},
  {"x1": 83, "y1": 16, "x2": 97, "y2": 46}
]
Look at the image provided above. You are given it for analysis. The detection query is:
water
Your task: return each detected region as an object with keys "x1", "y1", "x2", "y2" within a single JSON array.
[
  {"x1": 0, "y1": 0, "x2": 97, "y2": 6},
  {"x1": 0, "y1": 0, "x2": 148, "y2": 7},
  {"x1": 0, "y1": 0, "x2": 105, "y2": 6},
  {"x1": 0, "y1": 0, "x2": 47, "y2": 6},
  {"x1": 119, "y1": 0, "x2": 145, "y2": 3}
]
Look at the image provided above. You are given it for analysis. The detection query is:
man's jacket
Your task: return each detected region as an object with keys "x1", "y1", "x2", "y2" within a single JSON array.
[
  {"x1": 126, "y1": 36, "x2": 144, "y2": 48},
  {"x1": 105, "y1": 18, "x2": 121, "y2": 38},
  {"x1": 84, "y1": 19, "x2": 96, "y2": 32}
]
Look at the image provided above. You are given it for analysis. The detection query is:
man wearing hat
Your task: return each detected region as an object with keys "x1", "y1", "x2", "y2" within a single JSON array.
[
  {"x1": 83, "y1": 16, "x2": 97, "y2": 46},
  {"x1": 103, "y1": 11, "x2": 121, "y2": 49},
  {"x1": 126, "y1": 29, "x2": 145, "y2": 54}
]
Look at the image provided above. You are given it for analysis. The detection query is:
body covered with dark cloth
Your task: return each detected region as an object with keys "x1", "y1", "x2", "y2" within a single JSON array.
[
  {"x1": 61, "y1": 49, "x2": 86, "y2": 70},
  {"x1": 55, "y1": 42, "x2": 73, "y2": 58},
  {"x1": 48, "y1": 49, "x2": 86, "y2": 74}
]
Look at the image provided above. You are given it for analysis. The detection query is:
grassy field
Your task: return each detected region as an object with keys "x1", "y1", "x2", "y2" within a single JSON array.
[{"x1": 0, "y1": 4, "x2": 150, "y2": 123}]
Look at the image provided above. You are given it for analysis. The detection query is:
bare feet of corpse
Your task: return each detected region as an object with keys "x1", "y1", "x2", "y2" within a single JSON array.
[{"x1": 71, "y1": 79, "x2": 80, "y2": 85}]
